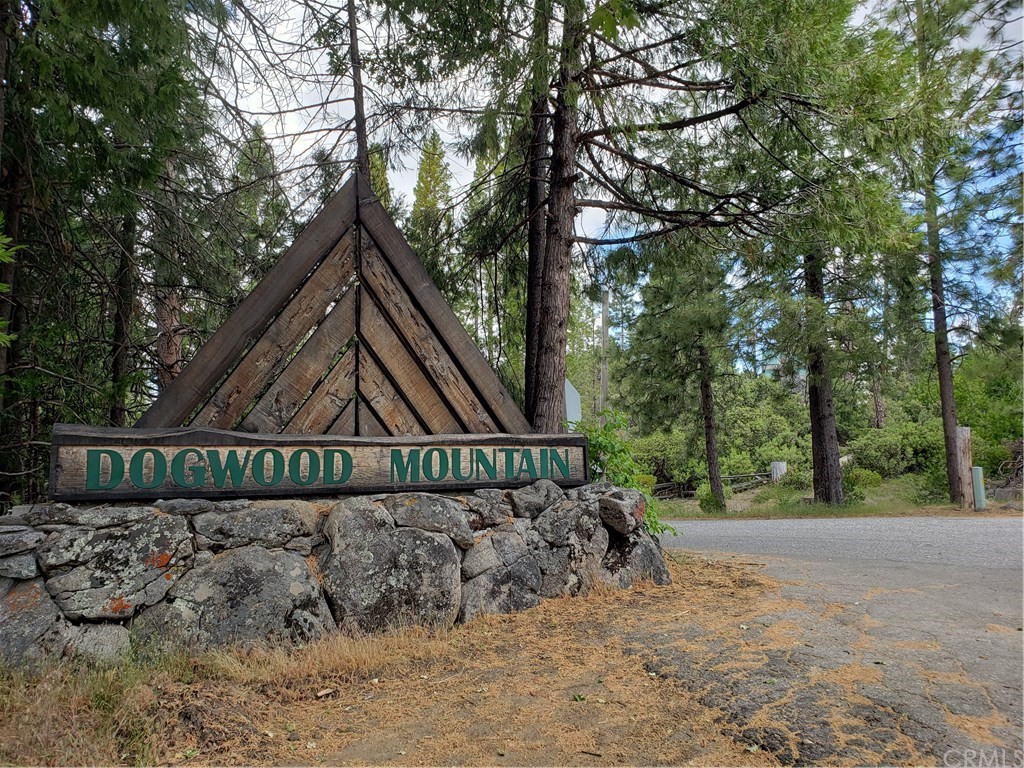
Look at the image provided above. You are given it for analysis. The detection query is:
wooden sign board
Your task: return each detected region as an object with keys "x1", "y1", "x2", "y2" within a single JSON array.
[{"x1": 50, "y1": 425, "x2": 589, "y2": 502}]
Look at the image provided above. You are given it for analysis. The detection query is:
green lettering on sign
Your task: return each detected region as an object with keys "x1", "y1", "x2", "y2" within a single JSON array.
[
  {"x1": 324, "y1": 449, "x2": 352, "y2": 484},
  {"x1": 474, "y1": 449, "x2": 496, "y2": 481},
  {"x1": 422, "y1": 448, "x2": 449, "y2": 482},
  {"x1": 551, "y1": 449, "x2": 570, "y2": 479},
  {"x1": 252, "y1": 449, "x2": 284, "y2": 486},
  {"x1": 500, "y1": 448, "x2": 517, "y2": 479},
  {"x1": 171, "y1": 448, "x2": 206, "y2": 488},
  {"x1": 451, "y1": 448, "x2": 473, "y2": 481},
  {"x1": 288, "y1": 448, "x2": 320, "y2": 486},
  {"x1": 516, "y1": 449, "x2": 537, "y2": 480},
  {"x1": 85, "y1": 449, "x2": 124, "y2": 490},
  {"x1": 129, "y1": 448, "x2": 166, "y2": 490},
  {"x1": 207, "y1": 450, "x2": 251, "y2": 488},
  {"x1": 391, "y1": 449, "x2": 419, "y2": 482}
]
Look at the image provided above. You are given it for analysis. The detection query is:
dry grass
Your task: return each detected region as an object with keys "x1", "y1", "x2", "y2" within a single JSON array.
[
  {"x1": 0, "y1": 558, "x2": 784, "y2": 767},
  {"x1": 199, "y1": 624, "x2": 450, "y2": 688},
  {"x1": 0, "y1": 656, "x2": 167, "y2": 764}
]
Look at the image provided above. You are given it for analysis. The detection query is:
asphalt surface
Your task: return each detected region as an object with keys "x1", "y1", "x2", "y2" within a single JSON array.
[
  {"x1": 663, "y1": 516, "x2": 1024, "y2": 571},
  {"x1": 655, "y1": 516, "x2": 1024, "y2": 766}
]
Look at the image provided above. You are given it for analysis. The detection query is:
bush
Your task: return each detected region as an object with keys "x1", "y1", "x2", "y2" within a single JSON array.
[
  {"x1": 779, "y1": 469, "x2": 812, "y2": 490},
  {"x1": 849, "y1": 428, "x2": 908, "y2": 478},
  {"x1": 840, "y1": 464, "x2": 878, "y2": 506},
  {"x1": 844, "y1": 466, "x2": 882, "y2": 488},
  {"x1": 849, "y1": 420, "x2": 946, "y2": 478},
  {"x1": 696, "y1": 480, "x2": 730, "y2": 514},
  {"x1": 973, "y1": 437, "x2": 1011, "y2": 479},
  {"x1": 915, "y1": 465, "x2": 950, "y2": 504}
]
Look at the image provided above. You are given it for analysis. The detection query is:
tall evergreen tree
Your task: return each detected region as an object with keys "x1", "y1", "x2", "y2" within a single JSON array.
[
  {"x1": 623, "y1": 241, "x2": 734, "y2": 510},
  {"x1": 879, "y1": 0, "x2": 1017, "y2": 503},
  {"x1": 408, "y1": 131, "x2": 459, "y2": 301}
]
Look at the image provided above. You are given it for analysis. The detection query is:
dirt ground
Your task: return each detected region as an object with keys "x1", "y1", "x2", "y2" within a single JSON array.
[
  {"x1": 121, "y1": 552, "x2": 954, "y2": 767},
  {"x1": 128, "y1": 556, "x2": 779, "y2": 766},
  {"x1": 6, "y1": 550, "x2": 1015, "y2": 766}
]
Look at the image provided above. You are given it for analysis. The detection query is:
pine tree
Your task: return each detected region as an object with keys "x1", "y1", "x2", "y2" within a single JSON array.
[
  {"x1": 879, "y1": 0, "x2": 1017, "y2": 503},
  {"x1": 408, "y1": 131, "x2": 459, "y2": 301}
]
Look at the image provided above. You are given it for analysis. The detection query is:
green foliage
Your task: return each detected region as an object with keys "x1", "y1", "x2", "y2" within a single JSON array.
[
  {"x1": 779, "y1": 469, "x2": 812, "y2": 491},
  {"x1": 954, "y1": 331, "x2": 1024, "y2": 452},
  {"x1": 0, "y1": 217, "x2": 20, "y2": 348},
  {"x1": 408, "y1": 131, "x2": 459, "y2": 301},
  {"x1": 972, "y1": 437, "x2": 1011, "y2": 480},
  {"x1": 848, "y1": 428, "x2": 910, "y2": 478},
  {"x1": 577, "y1": 411, "x2": 643, "y2": 487},
  {"x1": 841, "y1": 464, "x2": 881, "y2": 505},
  {"x1": 625, "y1": 373, "x2": 813, "y2": 489},
  {"x1": 845, "y1": 466, "x2": 883, "y2": 489},
  {"x1": 589, "y1": 0, "x2": 640, "y2": 39},
  {"x1": 696, "y1": 480, "x2": 730, "y2": 514},
  {"x1": 575, "y1": 410, "x2": 671, "y2": 535},
  {"x1": 849, "y1": 420, "x2": 946, "y2": 479}
]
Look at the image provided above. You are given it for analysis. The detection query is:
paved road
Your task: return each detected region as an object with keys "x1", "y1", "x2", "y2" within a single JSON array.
[
  {"x1": 663, "y1": 515, "x2": 1023, "y2": 571},
  {"x1": 656, "y1": 516, "x2": 1024, "y2": 766}
]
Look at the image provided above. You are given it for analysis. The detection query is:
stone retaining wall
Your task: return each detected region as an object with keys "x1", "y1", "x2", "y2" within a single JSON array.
[{"x1": 0, "y1": 480, "x2": 670, "y2": 665}]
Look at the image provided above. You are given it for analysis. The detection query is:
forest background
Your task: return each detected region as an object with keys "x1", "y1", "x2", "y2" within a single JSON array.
[{"x1": 0, "y1": 0, "x2": 1019, "y2": 512}]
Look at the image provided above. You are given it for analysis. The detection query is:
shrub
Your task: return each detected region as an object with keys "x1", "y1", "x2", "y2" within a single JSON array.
[
  {"x1": 915, "y1": 464, "x2": 950, "y2": 503},
  {"x1": 696, "y1": 480, "x2": 730, "y2": 514},
  {"x1": 845, "y1": 466, "x2": 882, "y2": 488},
  {"x1": 849, "y1": 428, "x2": 908, "y2": 477},
  {"x1": 779, "y1": 468, "x2": 812, "y2": 490},
  {"x1": 850, "y1": 420, "x2": 946, "y2": 478},
  {"x1": 972, "y1": 437, "x2": 1010, "y2": 479},
  {"x1": 575, "y1": 410, "x2": 671, "y2": 535}
]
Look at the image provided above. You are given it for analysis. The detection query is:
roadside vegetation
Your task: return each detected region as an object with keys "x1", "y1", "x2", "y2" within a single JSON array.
[{"x1": 655, "y1": 477, "x2": 1000, "y2": 522}]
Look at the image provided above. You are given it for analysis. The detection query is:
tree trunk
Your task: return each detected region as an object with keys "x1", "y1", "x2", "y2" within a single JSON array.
[
  {"x1": 0, "y1": 1, "x2": 12, "y2": 169},
  {"x1": 523, "y1": 0, "x2": 550, "y2": 424},
  {"x1": 916, "y1": 0, "x2": 960, "y2": 504},
  {"x1": 110, "y1": 215, "x2": 137, "y2": 426},
  {"x1": 697, "y1": 336, "x2": 725, "y2": 509},
  {"x1": 531, "y1": 1, "x2": 582, "y2": 433},
  {"x1": 524, "y1": 95, "x2": 549, "y2": 423},
  {"x1": 347, "y1": 0, "x2": 369, "y2": 179},
  {"x1": 0, "y1": 1, "x2": 18, "y2": 421},
  {"x1": 871, "y1": 368, "x2": 886, "y2": 429},
  {"x1": 154, "y1": 280, "x2": 182, "y2": 391},
  {"x1": 924, "y1": 176, "x2": 960, "y2": 503},
  {"x1": 0, "y1": 164, "x2": 21, "y2": 419},
  {"x1": 804, "y1": 250, "x2": 844, "y2": 505}
]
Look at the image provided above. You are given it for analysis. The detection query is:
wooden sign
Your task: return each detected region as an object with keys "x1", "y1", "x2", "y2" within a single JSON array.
[
  {"x1": 134, "y1": 173, "x2": 532, "y2": 439},
  {"x1": 50, "y1": 425, "x2": 589, "y2": 501}
]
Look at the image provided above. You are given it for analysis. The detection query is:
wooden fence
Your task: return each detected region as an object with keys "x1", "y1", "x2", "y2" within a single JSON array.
[{"x1": 653, "y1": 472, "x2": 772, "y2": 500}]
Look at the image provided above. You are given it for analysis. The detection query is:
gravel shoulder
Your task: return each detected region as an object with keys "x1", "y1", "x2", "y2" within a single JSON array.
[{"x1": 657, "y1": 516, "x2": 1023, "y2": 766}]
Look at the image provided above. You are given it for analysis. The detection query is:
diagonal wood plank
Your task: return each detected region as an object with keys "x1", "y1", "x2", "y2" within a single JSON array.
[
  {"x1": 357, "y1": 400, "x2": 390, "y2": 437},
  {"x1": 360, "y1": 239, "x2": 500, "y2": 434},
  {"x1": 359, "y1": 298, "x2": 461, "y2": 434},
  {"x1": 358, "y1": 348, "x2": 425, "y2": 436},
  {"x1": 326, "y1": 397, "x2": 356, "y2": 436},
  {"x1": 192, "y1": 231, "x2": 356, "y2": 429},
  {"x1": 241, "y1": 283, "x2": 358, "y2": 433},
  {"x1": 357, "y1": 179, "x2": 531, "y2": 433},
  {"x1": 137, "y1": 176, "x2": 359, "y2": 428},
  {"x1": 286, "y1": 345, "x2": 357, "y2": 434}
]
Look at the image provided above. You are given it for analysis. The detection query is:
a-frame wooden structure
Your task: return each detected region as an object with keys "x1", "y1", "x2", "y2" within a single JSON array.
[{"x1": 137, "y1": 174, "x2": 532, "y2": 437}]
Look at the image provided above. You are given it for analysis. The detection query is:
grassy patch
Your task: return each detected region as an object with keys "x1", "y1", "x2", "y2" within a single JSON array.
[{"x1": 659, "y1": 476, "x2": 961, "y2": 520}]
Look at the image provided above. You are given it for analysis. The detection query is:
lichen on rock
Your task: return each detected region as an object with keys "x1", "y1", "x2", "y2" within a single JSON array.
[{"x1": 0, "y1": 481, "x2": 671, "y2": 665}]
